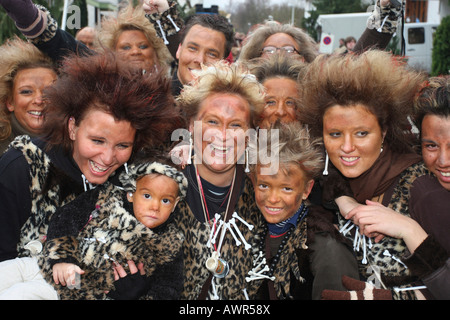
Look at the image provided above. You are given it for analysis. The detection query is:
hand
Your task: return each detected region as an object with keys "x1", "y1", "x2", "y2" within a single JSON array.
[
  {"x1": 141, "y1": 0, "x2": 169, "y2": 14},
  {"x1": 112, "y1": 260, "x2": 145, "y2": 280},
  {"x1": 346, "y1": 200, "x2": 428, "y2": 251},
  {"x1": 52, "y1": 263, "x2": 85, "y2": 288},
  {"x1": 321, "y1": 275, "x2": 392, "y2": 300},
  {"x1": 107, "y1": 260, "x2": 149, "y2": 300}
]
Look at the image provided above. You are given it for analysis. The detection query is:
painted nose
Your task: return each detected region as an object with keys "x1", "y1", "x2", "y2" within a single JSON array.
[
  {"x1": 274, "y1": 102, "x2": 287, "y2": 117},
  {"x1": 437, "y1": 148, "x2": 450, "y2": 167},
  {"x1": 341, "y1": 135, "x2": 355, "y2": 153},
  {"x1": 267, "y1": 189, "x2": 281, "y2": 204}
]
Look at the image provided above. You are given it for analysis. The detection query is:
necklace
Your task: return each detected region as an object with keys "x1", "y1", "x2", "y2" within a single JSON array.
[
  {"x1": 246, "y1": 204, "x2": 308, "y2": 282},
  {"x1": 195, "y1": 165, "x2": 236, "y2": 233}
]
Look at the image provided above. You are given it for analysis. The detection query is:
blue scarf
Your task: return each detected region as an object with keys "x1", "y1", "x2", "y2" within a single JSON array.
[{"x1": 268, "y1": 203, "x2": 308, "y2": 236}]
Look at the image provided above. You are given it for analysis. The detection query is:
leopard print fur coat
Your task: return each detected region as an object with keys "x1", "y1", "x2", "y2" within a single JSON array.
[
  {"x1": 174, "y1": 175, "x2": 266, "y2": 300},
  {"x1": 38, "y1": 182, "x2": 184, "y2": 300},
  {"x1": 337, "y1": 162, "x2": 431, "y2": 300},
  {"x1": 8, "y1": 135, "x2": 82, "y2": 258}
]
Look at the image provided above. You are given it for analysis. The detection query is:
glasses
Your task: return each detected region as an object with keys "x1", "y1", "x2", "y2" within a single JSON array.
[{"x1": 261, "y1": 46, "x2": 300, "y2": 56}]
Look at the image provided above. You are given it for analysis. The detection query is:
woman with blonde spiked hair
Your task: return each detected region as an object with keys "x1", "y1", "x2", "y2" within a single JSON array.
[
  {"x1": 97, "y1": 4, "x2": 173, "y2": 72},
  {"x1": 173, "y1": 61, "x2": 267, "y2": 300},
  {"x1": 0, "y1": 36, "x2": 57, "y2": 154}
]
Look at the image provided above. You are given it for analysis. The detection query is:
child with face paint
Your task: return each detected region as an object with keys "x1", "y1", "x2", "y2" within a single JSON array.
[
  {"x1": 246, "y1": 121, "x2": 359, "y2": 300},
  {"x1": 0, "y1": 154, "x2": 188, "y2": 300}
]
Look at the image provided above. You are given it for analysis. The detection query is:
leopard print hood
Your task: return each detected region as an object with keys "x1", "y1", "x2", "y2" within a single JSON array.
[{"x1": 39, "y1": 183, "x2": 184, "y2": 300}]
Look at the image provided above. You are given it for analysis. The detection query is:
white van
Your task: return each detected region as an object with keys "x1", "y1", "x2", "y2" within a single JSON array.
[{"x1": 401, "y1": 22, "x2": 439, "y2": 73}]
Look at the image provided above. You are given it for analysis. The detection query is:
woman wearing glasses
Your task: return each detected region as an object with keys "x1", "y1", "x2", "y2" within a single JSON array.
[{"x1": 239, "y1": 0, "x2": 402, "y2": 63}]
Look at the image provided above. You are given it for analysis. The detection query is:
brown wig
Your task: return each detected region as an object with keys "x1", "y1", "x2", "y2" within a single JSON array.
[
  {"x1": 97, "y1": 4, "x2": 173, "y2": 68},
  {"x1": 42, "y1": 51, "x2": 184, "y2": 157},
  {"x1": 413, "y1": 75, "x2": 450, "y2": 134},
  {"x1": 239, "y1": 23, "x2": 318, "y2": 63},
  {"x1": 298, "y1": 50, "x2": 427, "y2": 154}
]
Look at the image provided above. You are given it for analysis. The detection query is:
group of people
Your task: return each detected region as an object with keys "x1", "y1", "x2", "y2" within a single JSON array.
[{"x1": 0, "y1": 0, "x2": 448, "y2": 301}]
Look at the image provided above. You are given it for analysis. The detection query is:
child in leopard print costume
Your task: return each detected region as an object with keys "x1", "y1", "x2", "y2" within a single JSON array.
[{"x1": 0, "y1": 155, "x2": 188, "y2": 300}]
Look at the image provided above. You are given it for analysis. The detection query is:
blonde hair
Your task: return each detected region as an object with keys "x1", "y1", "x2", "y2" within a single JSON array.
[
  {"x1": 0, "y1": 36, "x2": 56, "y2": 140},
  {"x1": 177, "y1": 61, "x2": 265, "y2": 128},
  {"x1": 97, "y1": 4, "x2": 173, "y2": 68},
  {"x1": 249, "y1": 121, "x2": 323, "y2": 182}
]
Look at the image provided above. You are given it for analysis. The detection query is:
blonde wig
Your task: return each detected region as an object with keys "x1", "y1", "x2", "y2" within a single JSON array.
[
  {"x1": 177, "y1": 61, "x2": 265, "y2": 128},
  {"x1": 97, "y1": 4, "x2": 173, "y2": 68},
  {"x1": 0, "y1": 36, "x2": 56, "y2": 140},
  {"x1": 249, "y1": 121, "x2": 324, "y2": 181}
]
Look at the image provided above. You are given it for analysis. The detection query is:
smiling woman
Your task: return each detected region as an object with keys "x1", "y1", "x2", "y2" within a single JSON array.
[
  {"x1": 0, "y1": 51, "x2": 183, "y2": 264},
  {"x1": 174, "y1": 61, "x2": 267, "y2": 300},
  {"x1": 298, "y1": 50, "x2": 436, "y2": 299},
  {"x1": 0, "y1": 36, "x2": 57, "y2": 154}
]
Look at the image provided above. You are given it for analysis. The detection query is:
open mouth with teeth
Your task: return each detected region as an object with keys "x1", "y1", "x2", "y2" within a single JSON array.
[
  {"x1": 28, "y1": 111, "x2": 43, "y2": 118},
  {"x1": 265, "y1": 206, "x2": 283, "y2": 215},
  {"x1": 437, "y1": 169, "x2": 450, "y2": 181},
  {"x1": 340, "y1": 156, "x2": 359, "y2": 165},
  {"x1": 210, "y1": 144, "x2": 230, "y2": 154},
  {"x1": 89, "y1": 160, "x2": 109, "y2": 175}
]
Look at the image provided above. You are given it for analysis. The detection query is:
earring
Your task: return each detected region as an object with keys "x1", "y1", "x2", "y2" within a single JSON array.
[
  {"x1": 245, "y1": 146, "x2": 250, "y2": 173},
  {"x1": 380, "y1": 141, "x2": 384, "y2": 153},
  {"x1": 323, "y1": 151, "x2": 329, "y2": 176},
  {"x1": 124, "y1": 162, "x2": 129, "y2": 174},
  {"x1": 128, "y1": 192, "x2": 133, "y2": 198},
  {"x1": 187, "y1": 133, "x2": 193, "y2": 164}
]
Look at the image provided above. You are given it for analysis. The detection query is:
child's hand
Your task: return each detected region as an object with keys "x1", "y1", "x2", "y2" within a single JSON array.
[{"x1": 52, "y1": 263, "x2": 85, "y2": 288}]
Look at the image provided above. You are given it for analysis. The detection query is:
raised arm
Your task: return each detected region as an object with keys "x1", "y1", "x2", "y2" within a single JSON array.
[{"x1": 353, "y1": 0, "x2": 405, "y2": 53}]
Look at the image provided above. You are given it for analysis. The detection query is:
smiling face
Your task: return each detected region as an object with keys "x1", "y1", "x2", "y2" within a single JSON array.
[
  {"x1": 127, "y1": 174, "x2": 180, "y2": 229},
  {"x1": 254, "y1": 163, "x2": 314, "y2": 224},
  {"x1": 176, "y1": 25, "x2": 226, "y2": 85},
  {"x1": 323, "y1": 104, "x2": 385, "y2": 178},
  {"x1": 115, "y1": 29, "x2": 157, "y2": 71},
  {"x1": 421, "y1": 114, "x2": 450, "y2": 190},
  {"x1": 69, "y1": 108, "x2": 136, "y2": 185},
  {"x1": 7, "y1": 67, "x2": 57, "y2": 135},
  {"x1": 260, "y1": 77, "x2": 298, "y2": 128},
  {"x1": 190, "y1": 92, "x2": 250, "y2": 182}
]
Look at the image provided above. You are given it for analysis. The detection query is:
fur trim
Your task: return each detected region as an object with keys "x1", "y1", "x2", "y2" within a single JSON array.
[{"x1": 119, "y1": 161, "x2": 188, "y2": 198}]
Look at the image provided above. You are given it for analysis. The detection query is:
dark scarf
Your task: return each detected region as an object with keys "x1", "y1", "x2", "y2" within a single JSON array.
[{"x1": 348, "y1": 145, "x2": 422, "y2": 203}]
